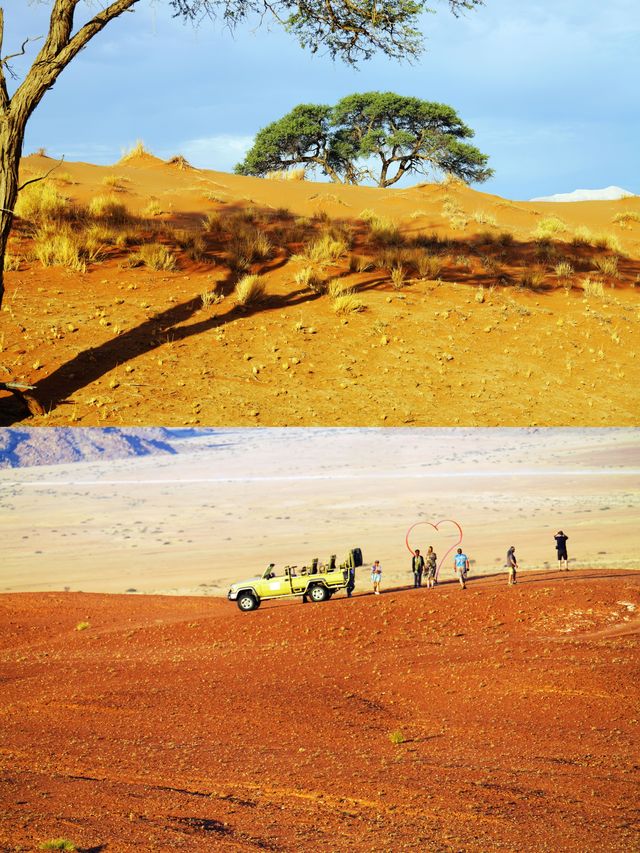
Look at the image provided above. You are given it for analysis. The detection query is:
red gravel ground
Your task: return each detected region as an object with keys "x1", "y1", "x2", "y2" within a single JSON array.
[{"x1": 1, "y1": 569, "x2": 639, "y2": 852}]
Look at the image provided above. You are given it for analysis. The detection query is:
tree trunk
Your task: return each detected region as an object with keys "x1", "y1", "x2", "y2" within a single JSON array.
[{"x1": 0, "y1": 115, "x2": 24, "y2": 311}]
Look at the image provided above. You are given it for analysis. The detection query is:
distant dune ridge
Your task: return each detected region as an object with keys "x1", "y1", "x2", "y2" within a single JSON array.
[
  {"x1": 0, "y1": 427, "x2": 213, "y2": 468},
  {"x1": 530, "y1": 185, "x2": 636, "y2": 202}
]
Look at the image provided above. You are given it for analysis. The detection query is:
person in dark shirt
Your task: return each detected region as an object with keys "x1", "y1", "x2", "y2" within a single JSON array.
[
  {"x1": 555, "y1": 530, "x2": 569, "y2": 570},
  {"x1": 412, "y1": 549, "x2": 425, "y2": 588}
]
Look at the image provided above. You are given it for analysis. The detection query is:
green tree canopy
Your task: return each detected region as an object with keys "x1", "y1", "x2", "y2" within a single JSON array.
[{"x1": 235, "y1": 91, "x2": 493, "y2": 187}]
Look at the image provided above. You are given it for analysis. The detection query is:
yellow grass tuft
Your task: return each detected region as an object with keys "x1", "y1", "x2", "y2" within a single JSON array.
[
  {"x1": 88, "y1": 194, "x2": 130, "y2": 225},
  {"x1": 15, "y1": 181, "x2": 70, "y2": 223},
  {"x1": 533, "y1": 217, "x2": 566, "y2": 239},
  {"x1": 332, "y1": 291, "x2": 364, "y2": 314},
  {"x1": 128, "y1": 243, "x2": 177, "y2": 271},
  {"x1": 299, "y1": 234, "x2": 348, "y2": 265},
  {"x1": 581, "y1": 276, "x2": 605, "y2": 298},
  {"x1": 265, "y1": 167, "x2": 306, "y2": 181},
  {"x1": 294, "y1": 266, "x2": 326, "y2": 293},
  {"x1": 235, "y1": 274, "x2": 266, "y2": 307},
  {"x1": 142, "y1": 199, "x2": 164, "y2": 217},
  {"x1": 120, "y1": 139, "x2": 151, "y2": 161},
  {"x1": 33, "y1": 227, "x2": 105, "y2": 272},
  {"x1": 3, "y1": 254, "x2": 21, "y2": 271}
]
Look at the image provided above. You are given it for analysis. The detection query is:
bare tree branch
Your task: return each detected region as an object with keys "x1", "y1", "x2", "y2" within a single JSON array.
[{"x1": 17, "y1": 155, "x2": 65, "y2": 192}]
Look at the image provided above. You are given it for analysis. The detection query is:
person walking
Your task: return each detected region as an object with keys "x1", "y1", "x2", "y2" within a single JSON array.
[
  {"x1": 453, "y1": 548, "x2": 469, "y2": 590},
  {"x1": 425, "y1": 546, "x2": 437, "y2": 589},
  {"x1": 371, "y1": 560, "x2": 382, "y2": 595},
  {"x1": 346, "y1": 563, "x2": 356, "y2": 597},
  {"x1": 555, "y1": 530, "x2": 569, "y2": 570},
  {"x1": 411, "y1": 549, "x2": 425, "y2": 588},
  {"x1": 507, "y1": 545, "x2": 518, "y2": 586}
]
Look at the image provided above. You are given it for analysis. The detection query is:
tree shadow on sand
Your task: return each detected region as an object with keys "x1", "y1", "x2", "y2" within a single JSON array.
[{"x1": 1, "y1": 280, "x2": 319, "y2": 425}]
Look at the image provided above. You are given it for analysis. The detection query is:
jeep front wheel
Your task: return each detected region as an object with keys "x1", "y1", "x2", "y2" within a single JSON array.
[
  {"x1": 308, "y1": 585, "x2": 330, "y2": 603},
  {"x1": 237, "y1": 591, "x2": 259, "y2": 611}
]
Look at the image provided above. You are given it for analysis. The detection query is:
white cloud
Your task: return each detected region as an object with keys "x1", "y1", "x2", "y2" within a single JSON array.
[{"x1": 177, "y1": 135, "x2": 255, "y2": 171}]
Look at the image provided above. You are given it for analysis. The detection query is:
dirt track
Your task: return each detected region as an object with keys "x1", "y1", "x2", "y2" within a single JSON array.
[{"x1": 1, "y1": 569, "x2": 639, "y2": 851}]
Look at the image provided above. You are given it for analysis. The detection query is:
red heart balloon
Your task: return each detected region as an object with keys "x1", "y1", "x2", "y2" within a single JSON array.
[{"x1": 405, "y1": 519, "x2": 464, "y2": 581}]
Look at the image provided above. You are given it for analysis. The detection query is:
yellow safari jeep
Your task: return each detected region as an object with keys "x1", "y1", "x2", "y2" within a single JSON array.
[{"x1": 228, "y1": 548, "x2": 363, "y2": 611}]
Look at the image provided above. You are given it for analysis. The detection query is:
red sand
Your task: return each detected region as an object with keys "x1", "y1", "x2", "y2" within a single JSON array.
[{"x1": 1, "y1": 569, "x2": 638, "y2": 851}]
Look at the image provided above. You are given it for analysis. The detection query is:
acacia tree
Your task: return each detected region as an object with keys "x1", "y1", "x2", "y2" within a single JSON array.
[
  {"x1": 0, "y1": 0, "x2": 484, "y2": 311},
  {"x1": 236, "y1": 91, "x2": 493, "y2": 187}
]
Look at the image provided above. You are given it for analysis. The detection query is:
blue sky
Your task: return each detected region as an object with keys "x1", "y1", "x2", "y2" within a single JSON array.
[{"x1": 5, "y1": 0, "x2": 639, "y2": 199}]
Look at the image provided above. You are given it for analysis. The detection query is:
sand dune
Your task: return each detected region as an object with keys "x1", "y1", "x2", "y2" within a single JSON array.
[{"x1": 1, "y1": 153, "x2": 639, "y2": 427}]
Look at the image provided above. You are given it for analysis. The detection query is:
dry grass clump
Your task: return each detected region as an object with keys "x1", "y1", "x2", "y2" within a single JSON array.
[
  {"x1": 33, "y1": 226, "x2": 105, "y2": 272},
  {"x1": 128, "y1": 242, "x2": 177, "y2": 271},
  {"x1": 228, "y1": 226, "x2": 273, "y2": 270},
  {"x1": 367, "y1": 215, "x2": 401, "y2": 246},
  {"x1": 593, "y1": 255, "x2": 619, "y2": 277},
  {"x1": 554, "y1": 260, "x2": 574, "y2": 278},
  {"x1": 201, "y1": 288, "x2": 222, "y2": 307},
  {"x1": 54, "y1": 171, "x2": 75, "y2": 185},
  {"x1": 414, "y1": 252, "x2": 442, "y2": 279},
  {"x1": 142, "y1": 199, "x2": 164, "y2": 217},
  {"x1": 517, "y1": 268, "x2": 546, "y2": 290},
  {"x1": 294, "y1": 266, "x2": 326, "y2": 293},
  {"x1": 332, "y1": 290, "x2": 364, "y2": 314},
  {"x1": 15, "y1": 181, "x2": 70, "y2": 224},
  {"x1": 390, "y1": 264, "x2": 406, "y2": 289},
  {"x1": 613, "y1": 210, "x2": 640, "y2": 226},
  {"x1": 265, "y1": 167, "x2": 306, "y2": 181},
  {"x1": 120, "y1": 139, "x2": 151, "y2": 162},
  {"x1": 572, "y1": 225, "x2": 592, "y2": 246},
  {"x1": 3, "y1": 253, "x2": 22, "y2": 271},
  {"x1": 235, "y1": 273, "x2": 266, "y2": 306},
  {"x1": 299, "y1": 233, "x2": 348, "y2": 264},
  {"x1": 102, "y1": 174, "x2": 127, "y2": 191},
  {"x1": 348, "y1": 254, "x2": 373, "y2": 273},
  {"x1": 174, "y1": 230, "x2": 209, "y2": 262},
  {"x1": 442, "y1": 196, "x2": 468, "y2": 230},
  {"x1": 581, "y1": 276, "x2": 605, "y2": 298},
  {"x1": 88, "y1": 194, "x2": 130, "y2": 225},
  {"x1": 592, "y1": 233, "x2": 622, "y2": 253},
  {"x1": 533, "y1": 217, "x2": 566, "y2": 239},
  {"x1": 166, "y1": 154, "x2": 193, "y2": 169},
  {"x1": 472, "y1": 210, "x2": 497, "y2": 226}
]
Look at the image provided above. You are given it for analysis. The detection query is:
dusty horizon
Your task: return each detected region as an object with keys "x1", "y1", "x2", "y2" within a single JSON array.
[{"x1": 1, "y1": 428, "x2": 638, "y2": 596}]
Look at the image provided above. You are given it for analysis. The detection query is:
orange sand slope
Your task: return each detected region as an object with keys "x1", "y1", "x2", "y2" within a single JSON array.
[
  {"x1": 0, "y1": 572, "x2": 639, "y2": 851},
  {"x1": 1, "y1": 152, "x2": 639, "y2": 426}
]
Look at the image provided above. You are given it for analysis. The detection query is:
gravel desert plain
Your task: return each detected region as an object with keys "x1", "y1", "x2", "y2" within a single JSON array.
[
  {"x1": 1, "y1": 428, "x2": 639, "y2": 851},
  {"x1": 1, "y1": 572, "x2": 639, "y2": 852},
  {"x1": 1, "y1": 151, "x2": 639, "y2": 427}
]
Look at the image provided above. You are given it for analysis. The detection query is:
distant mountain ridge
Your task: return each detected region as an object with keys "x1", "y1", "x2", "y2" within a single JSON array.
[
  {"x1": 0, "y1": 428, "x2": 214, "y2": 469},
  {"x1": 530, "y1": 186, "x2": 636, "y2": 203}
]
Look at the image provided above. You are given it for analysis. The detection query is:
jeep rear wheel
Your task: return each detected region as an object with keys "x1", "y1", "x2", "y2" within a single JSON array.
[
  {"x1": 309, "y1": 584, "x2": 330, "y2": 603},
  {"x1": 237, "y1": 591, "x2": 259, "y2": 611}
]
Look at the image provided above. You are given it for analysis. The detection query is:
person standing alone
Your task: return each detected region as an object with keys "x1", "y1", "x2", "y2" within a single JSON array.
[
  {"x1": 411, "y1": 549, "x2": 425, "y2": 588},
  {"x1": 507, "y1": 545, "x2": 518, "y2": 586},
  {"x1": 371, "y1": 560, "x2": 382, "y2": 595},
  {"x1": 555, "y1": 530, "x2": 569, "y2": 570},
  {"x1": 453, "y1": 548, "x2": 469, "y2": 590}
]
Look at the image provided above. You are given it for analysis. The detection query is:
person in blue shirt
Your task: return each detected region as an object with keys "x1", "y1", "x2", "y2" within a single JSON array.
[{"x1": 453, "y1": 548, "x2": 469, "y2": 589}]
